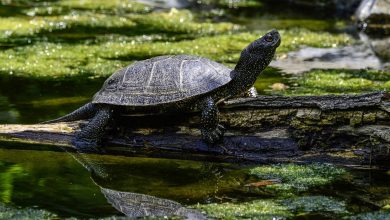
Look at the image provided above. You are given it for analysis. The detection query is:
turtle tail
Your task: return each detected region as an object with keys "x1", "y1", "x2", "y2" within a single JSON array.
[{"x1": 41, "y1": 102, "x2": 97, "y2": 124}]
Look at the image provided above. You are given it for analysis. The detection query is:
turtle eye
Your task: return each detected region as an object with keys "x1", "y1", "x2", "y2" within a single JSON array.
[
  {"x1": 108, "y1": 79, "x2": 116, "y2": 84},
  {"x1": 265, "y1": 35, "x2": 273, "y2": 42}
]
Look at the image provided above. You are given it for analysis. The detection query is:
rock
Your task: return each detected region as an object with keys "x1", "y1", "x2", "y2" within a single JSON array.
[
  {"x1": 271, "y1": 45, "x2": 381, "y2": 74},
  {"x1": 370, "y1": 37, "x2": 390, "y2": 61},
  {"x1": 355, "y1": 0, "x2": 390, "y2": 35}
]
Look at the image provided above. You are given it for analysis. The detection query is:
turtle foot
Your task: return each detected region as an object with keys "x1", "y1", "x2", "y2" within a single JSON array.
[
  {"x1": 71, "y1": 137, "x2": 104, "y2": 153},
  {"x1": 202, "y1": 124, "x2": 225, "y2": 144}
]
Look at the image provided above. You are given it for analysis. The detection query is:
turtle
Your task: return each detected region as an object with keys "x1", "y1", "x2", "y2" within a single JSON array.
[{"x1": 44, "y1": 30, "x2": 281, "y2": 150}]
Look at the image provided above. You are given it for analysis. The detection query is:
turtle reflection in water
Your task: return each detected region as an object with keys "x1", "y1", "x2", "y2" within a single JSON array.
[
  {"x1": 44, "y1": 30, "x2": 281, "y2": 150},
  {"x1": 69, "y1": 152, "x2": 206, "y2": 219},
  {"x1": 101, "y1": 188, "x2": 205, "y2": 219}
]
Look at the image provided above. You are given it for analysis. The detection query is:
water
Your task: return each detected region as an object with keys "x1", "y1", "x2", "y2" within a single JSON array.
[
  {"x1": 0, "y1": 0, "x2": 389, "y2": 219},
  {"x1": 1, "y1": 145, "x2": 390, "y2": 218}
]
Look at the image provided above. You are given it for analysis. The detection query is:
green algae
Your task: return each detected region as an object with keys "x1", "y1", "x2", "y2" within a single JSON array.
[
  {"x1": 249, "y1": 163, "x2": 347, "y2": 193},
  {"x1": 57, "y1": 0, "x2": 151, "y2": 14},
  {"x1": 192, "y1": 164, "x2": 356, "y2": 219},
  {"x1": 284, "y1": 69, "x2": 390, "y2": 95},
  {"x1": 349, "y1": 211, "x2": 390, "y2": 220},
  {"x1": 282, "y1": 196, "x2": 348, "y2": 215},
  {"x1": 0, "y1": 204, "x2": 57, "y2": 220},
  {"x1": 130, "y1": 9, "x2": 238, "y2": 35},
  {"x1": 194, "y1": 196, "x2": 349, "y2": 219},
  {"x1": 0, "y1": 7, "x2": 235, "y2": 40},
  {"x1": 193, "y1": 164, "x2": 349, "y2": 219},
  {"x1": 0, "y1": 0, "x2": 353, "y2": 80},
  {"x1": 194, "y1": 199, "x2": 292, "y2": 220},
  {"x1": 0, "y1": 28, "x2": 352, "y2": 79}
]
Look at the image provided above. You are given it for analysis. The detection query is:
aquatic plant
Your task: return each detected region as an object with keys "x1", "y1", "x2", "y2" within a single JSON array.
[
  {"x1": 349, "y1": 211, "x2": 390, "y2": 220},
  {"x1": 282, "y1": 196, "x2": 348, "y2": 214},
  {"x1": 194, "y1": 196, "x2": 349, "y2": 219},
  {"x1": 249, "y1": 163, "x2": 347, "y2": 193},
  {"x1": 194, "y1": 199, "x2": 292, "y2": 220},
  {"x1": 0, "y1": 204, "x2": 57, "y2": 219},
  {"x1": 284, "y1": 69, "x2": 390, "y2": 95}
]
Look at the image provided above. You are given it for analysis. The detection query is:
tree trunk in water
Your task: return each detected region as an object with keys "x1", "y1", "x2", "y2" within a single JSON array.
[{"x1": 0, "y1": 92, "x2": 389, "y2": 166}]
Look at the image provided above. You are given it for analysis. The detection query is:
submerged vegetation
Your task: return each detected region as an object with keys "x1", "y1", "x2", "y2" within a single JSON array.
[
  {"x1": 249, "y1": 163, "x2": 347, "y2": 193},
  {"x1": 194, "y1": 163, "x2": 390, "y2": 219},
  {"x1": 0, "y1": 204, "x2": 57, "y2": 219}
]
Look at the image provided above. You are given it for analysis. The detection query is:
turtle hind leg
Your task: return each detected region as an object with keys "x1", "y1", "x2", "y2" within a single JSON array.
[
  {"x1": 199, "y1": 96, "x2": 225, "y2": 144},
  {"x1": 72, "y1": 106, "x2": 113, "y2": 152}
]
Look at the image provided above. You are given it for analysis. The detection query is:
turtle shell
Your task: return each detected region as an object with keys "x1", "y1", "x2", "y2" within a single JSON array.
[{"x1": 92, "y1": 55, "x2": 232, "y2": 106}]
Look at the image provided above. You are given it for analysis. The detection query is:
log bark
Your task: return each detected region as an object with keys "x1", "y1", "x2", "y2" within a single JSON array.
[{"x1": 0, "y1": 92, "x2": 389, "y2": 166}]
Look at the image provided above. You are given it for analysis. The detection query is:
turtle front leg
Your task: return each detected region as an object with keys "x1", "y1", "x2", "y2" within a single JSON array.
[
  {"x1": 72, "y1": 105, "x2": 112, "y2": 152},
  {"x1": 199, "y1": 96, "x2": 225, "y2": 144}
]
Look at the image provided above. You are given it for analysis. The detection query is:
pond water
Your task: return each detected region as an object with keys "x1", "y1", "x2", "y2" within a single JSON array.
[
  {"x1": 0, "y1": 0, "x2": 389, "y2": 219},
  {"x1": 1, "y1": 145, "x2": 390, "y2": 219}
]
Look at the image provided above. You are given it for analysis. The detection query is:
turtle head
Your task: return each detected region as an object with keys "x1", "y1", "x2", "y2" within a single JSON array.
[
  {"x1": 234, "y1": 30, "x2": 281, "y2": 73},
  {"x1": 245, "y1": 29, "x2": 280, "y2": 57}
]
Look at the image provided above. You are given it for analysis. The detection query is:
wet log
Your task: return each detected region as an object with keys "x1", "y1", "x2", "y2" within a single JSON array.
[{"x1": 0, "y1": 92, "x2": 389, "y2": 166}]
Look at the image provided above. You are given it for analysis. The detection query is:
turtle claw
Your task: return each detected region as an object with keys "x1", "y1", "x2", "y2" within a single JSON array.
[{"x1": 202, "y1": 124, "x2": 225, "y2": 144}]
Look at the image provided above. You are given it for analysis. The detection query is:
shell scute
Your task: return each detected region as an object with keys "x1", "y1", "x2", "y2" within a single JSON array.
[{"x1": 93, "y1": 55, "x2": 232, "y2": 106}]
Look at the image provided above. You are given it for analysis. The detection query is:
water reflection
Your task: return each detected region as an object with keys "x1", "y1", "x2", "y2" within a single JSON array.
[
  {"x1": 66, "y1": 150, "x2": 243, "y2": 218},
  {"x1": 100, "y1": 188, "x2": 205, "y2": 219}
]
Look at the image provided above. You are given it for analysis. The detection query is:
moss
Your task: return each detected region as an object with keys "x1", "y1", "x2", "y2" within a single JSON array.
[
  {"x1": 348, "y1": 211, "x2": 390, "y2": 220},
  {"x1": 58, "y1": 0, "x2": 151, "y2": 14},
  {"x1": 19, "y1": 0, "x2": 150, "y2": 16},
  {"x1": 130, "y1": 9, "x2": 239, "y2": 35},
  {"x1": 194, "y1": 196, "x2": 349, "y2": 219},
  {"x1": 384, "y1": 81, "x2": 390, "y2": 90},
  {"x1": 0, "y1": 9, "x2": 236, "y2": 41},
  {"x1": 284, "y1": 69, "x2": 390, "y2": 95},
  {"x1": 249, "y1": 163, "x2": 346, "y2": 193},
  {"x1": 0, "y1": 26, "x2": 353, "y2": 79},
  {"x1": 282, "y1": 196, "x2": 348, "y2": 214},
  {"x1": 0, "y1": 14, "x2": 137, "y2": 39},
  {"x1": 0, "y1": 204, "x2": 57, "y2": 220},
  {"x1": 193, "y1": 199, "x2": 292, "y2": 220},
  {"x1": 0, "y1": 0, "x2": 354, "y2": 80},
  {"x1": 278, "y1": 28, "x2": 352, "y2": 54}
]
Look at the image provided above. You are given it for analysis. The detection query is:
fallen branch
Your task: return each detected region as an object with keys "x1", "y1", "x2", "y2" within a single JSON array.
[{"x1": 0, "y1": 92, "x2": 389, "y2": 166}]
